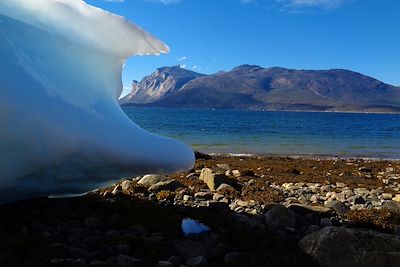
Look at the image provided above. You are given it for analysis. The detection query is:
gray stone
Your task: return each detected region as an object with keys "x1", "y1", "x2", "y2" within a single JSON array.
[
  {"x1": 89, "y1": 260, "x2": 111, "y2": 267},
  {"x1": 310, "y1": 194, "x2": 319, "y2": 203},
  {"x1": 49, "y1": 258, "x2": 86, "y2": 267},
  {"x1": 332, "y1": 201, "x2": 350, "y2": 216},
  {"x1": 236, "y1": 200, "x2": 249, "y2": 207},
  {"x1": 264, "y1": 204, "x2": 296, "y2": 231},
  {"x1": 223, "y1": 252, "x2": 247, "y2": 267},
  {"x1": 393, "y1": 194, "x2": 400, "y2": 202},
  {"x1": 216, "y1": 164, "x2": 231, "y2": 170},
  {"x1": 173, "y1": 241, "x2": 207, "y2": 259},
  {"x1": 138, "y1": 174, "x2": 168, "y2": 187},
  {"x1": 335, "y1": 192, "x2": 347, "y2": 202},
  {"x1": 194, "y1": 191, "x2": 213, "y2": 200},
  {"x1": 148, "y1": 179, "x2": 182, "y2": 192},
  {"x1": 107, "y1": 255, "x2": 141, "y2": 267},
  {"x1": 359, "y1": 167, "x2": 373, "y2": 173},
  {"x1": 231, "y1": 170, "x2": 241, "y2": 177},
  {"x1": 382, "y1": 193, "x2": 393, "y2": 200},
  {"x1": 324, "y1": 200, "x2": 337, "y2": 209},
  {"x1": 233, "y1": 214, "x2": 265, "y2": 232},
  {"x1": 342, "y1": 189, "x2": 355, "y2": 198},
  {"x1": 320, "y1": 218, "x2": 333, "y2": 228},
  {"x1": 186, "y1": 256, "x2": 207, "y2": 267},
  {"x1": 84, "y1": 216, "x2": 102, "y2": 228},
  {"x1": 111, "y1": 185, "x2": 122, "y2": 195},
  {"x1": 336, "y1": 182, "x2": 346, "y2": 188},
  {"x1": 299, "y1": 226, "x2": 400, "y2": 267},
  {"x1": 199, "y1": 168, "x2": 233, "y2": 191},
  {"x1": 168, "y1": 256, "x2": 183, "y2": 266},
  {"x1": 288, "y1": 204, "x2": 331, "y2": 215},
  {"x1": 121, "y1": 180, "x2": 133, "y2": 193},
  {"x1": 213, "y1": 193, "x2": 224, "y2": 201},
  {"x1": 297, "y1": 194, "x2": 307, "y2": 204},
  {"x1": 157, "y1": 261, "x2": 174, "y2": 267},
  {"x1": 186, "y1": 173, "x2": 199, "y2": 180},
  {"x1": 384, "y1": 200, "x2": 400, "y2": 213},
  {"x1": 183, "y1": 195, "x2": 192, "y2": 201},
  {"x1": 354, "y1": 196, "x2": 366, "y2": 205},
  {"x1": 216, "y1": 183, "x2": 234, "y2": 192}
]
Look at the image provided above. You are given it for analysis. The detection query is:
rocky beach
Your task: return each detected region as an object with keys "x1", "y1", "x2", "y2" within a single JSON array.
[{"x1": 1, "y1": 153, "x2": 400, "y2": 267}]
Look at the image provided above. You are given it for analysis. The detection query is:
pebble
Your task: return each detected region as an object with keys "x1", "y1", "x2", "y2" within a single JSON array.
[
  {"x1": 382, "y1": 193, "x2": 393, "y2": 200},
  {"x1": 231, "y1": 170, "x2": 241, "y2": 177},
  {"x1": 111, "y1": 185, "x2": 122, "y2": 195}
]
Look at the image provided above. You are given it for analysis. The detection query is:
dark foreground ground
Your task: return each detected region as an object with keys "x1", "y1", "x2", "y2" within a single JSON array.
[{"x1": 1, "y1": 154, "x2": 400, "y2": 267}]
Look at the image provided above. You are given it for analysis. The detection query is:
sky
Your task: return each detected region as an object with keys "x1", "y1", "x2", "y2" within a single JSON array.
[{"x1": 86, "y1": 0, "x2": 400, "y2": 96}]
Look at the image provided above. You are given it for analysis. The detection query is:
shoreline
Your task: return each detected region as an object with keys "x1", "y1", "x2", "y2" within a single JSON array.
[
  {"x1": 204, "y1": 151, "x2": 400, "y2": 161},
  {"x1": 122, "y1": 105, "x2": 400, "y2": 115}
]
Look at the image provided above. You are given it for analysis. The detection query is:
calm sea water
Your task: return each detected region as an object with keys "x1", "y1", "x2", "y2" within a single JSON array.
[{"x1": 122, "y1": 107, "x2": 400, "y2": 159}]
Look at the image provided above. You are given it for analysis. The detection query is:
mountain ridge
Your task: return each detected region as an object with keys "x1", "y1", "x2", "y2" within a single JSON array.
[{"x1": 120, "y1": 65, "x2": 400, "y2": 113}]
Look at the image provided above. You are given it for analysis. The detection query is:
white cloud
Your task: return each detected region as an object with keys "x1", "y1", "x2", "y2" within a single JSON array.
[
  {"x1": 281, "y1": 0, "x2": 350, "y2": 9},
  {"x1": 242, "y1": 0, "x2": 353, "y2": 11},
  {"x1": 180, "y1": 64, "x2": 187, "y2": 68},
  {"x1": 177, "y1": 56, "x2": 187, "y2": 62}
]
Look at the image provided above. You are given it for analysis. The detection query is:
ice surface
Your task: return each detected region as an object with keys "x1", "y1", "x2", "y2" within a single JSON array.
[
  {"x1": 0, "y1": 0, "x2": 194, "y2": 203},
  {"x1": 181, "y1": 218, "x2": 210, "y2": 236}
]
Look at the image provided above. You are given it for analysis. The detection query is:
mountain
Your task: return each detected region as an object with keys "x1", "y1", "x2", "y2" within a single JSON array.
[
  {"x1": 119, "y1": 65, "x2": 205, "y2": 104},
  {"x1": 120, "y1": 65, "x2": 400, "y2": 113}
]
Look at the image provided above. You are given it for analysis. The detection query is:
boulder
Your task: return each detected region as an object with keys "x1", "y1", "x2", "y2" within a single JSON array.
[
  {"x1": 288, "y1": 204, "x2": 331, "y2": 216},
  {"x1": 172, "y1": 240, "x2": 208, "y2": 259},
  {"x1": 332, "y1": 201, "x2": 350, "y2": 216},
  {"x1": 223, "y1": 252, "x2": 248, "y2": 267},
  {"x1": 299, "y1": 226, "x2": 400, "y2": 267},
  {"x1": 264, "y1": 204, "x2": 296, "y2": 231},
  {"x1": 194, "y1": 151, "x2": 212, "y2": 160},
  {"x1": 138, "y1": 175, "x2": 168, "y2": 187},
  {"x1": 199, "y1": 168, "x2": 234, "y2": 191},
  {"x1": 384, "y1": 200, "x2": 400, "y2": 213},
  {"x1": 121, "y1": 180, "x2": 134, "y2": 193},
  {"x1": 186, "y1": 255, "x2": 208, "y2": 267},
  {"x1": 216, "y1": 183, "x2": 235, "y2": 192},
  {"x1": 148, "y1": 179, "x2": 182, "y2": 192},
  {"x1": 231, "y1": 170, "x2": 241, "y2": 177}
]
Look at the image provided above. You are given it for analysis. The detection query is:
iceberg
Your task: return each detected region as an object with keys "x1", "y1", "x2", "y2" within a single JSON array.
[
  {"x1": 0, "y1": 0, "x2": 195, "y2": 203},
  {"x1": 181, "y1": 218, "x2": 210, "y2": 236}
]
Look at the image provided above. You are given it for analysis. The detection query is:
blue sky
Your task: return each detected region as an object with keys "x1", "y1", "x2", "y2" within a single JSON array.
[{"x1": 86, "y1": 0, "x2": 400, "y2": 96}]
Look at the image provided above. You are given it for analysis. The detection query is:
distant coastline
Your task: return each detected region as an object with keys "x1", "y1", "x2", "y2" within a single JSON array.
[
  {"x1": 121, "y1": 104, "x2": 400, "y2": 115},
  {"x1": 120, "y1": 65, "x2": 400, "y2": 114}
]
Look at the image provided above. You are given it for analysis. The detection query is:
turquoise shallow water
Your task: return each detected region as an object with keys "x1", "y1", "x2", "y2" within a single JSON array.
[{"x1": 122, "y1": 107, "x2": 400, "y2": 159}]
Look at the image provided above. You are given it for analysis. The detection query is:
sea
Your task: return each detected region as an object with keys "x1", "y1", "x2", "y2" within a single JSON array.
[{"x1": 122, "y1": 107, "x2": 400, "y2": 159}]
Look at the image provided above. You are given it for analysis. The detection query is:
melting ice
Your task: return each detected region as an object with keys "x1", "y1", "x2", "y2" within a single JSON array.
[{"x1": 0, "y1": 0, "x2": 195, "y2": 203}]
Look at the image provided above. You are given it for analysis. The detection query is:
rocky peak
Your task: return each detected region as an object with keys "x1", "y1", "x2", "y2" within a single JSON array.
[{"x1": 119, "y1": 66, "x2": 205, "y2": 104}]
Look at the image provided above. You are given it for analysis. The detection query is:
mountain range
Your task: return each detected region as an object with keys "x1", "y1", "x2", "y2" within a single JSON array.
[{"x1": 119, "y1": 65, "x2": 400, "y2": 113}]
